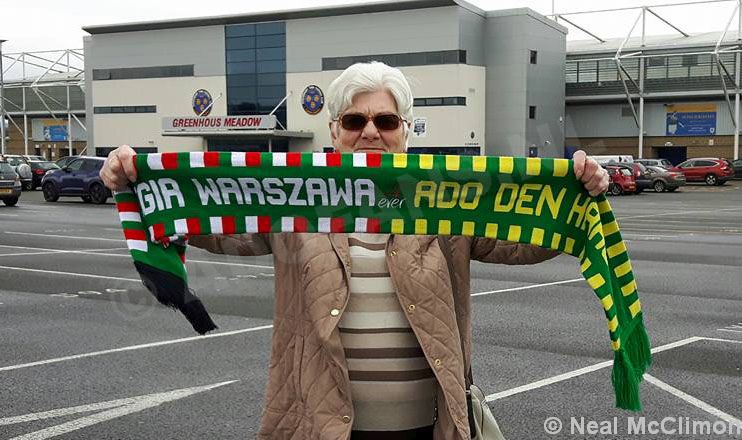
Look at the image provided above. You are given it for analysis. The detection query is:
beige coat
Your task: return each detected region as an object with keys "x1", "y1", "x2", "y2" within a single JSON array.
[{"x1": 190, "y1": 233, "x2": 557, "y2": 439}]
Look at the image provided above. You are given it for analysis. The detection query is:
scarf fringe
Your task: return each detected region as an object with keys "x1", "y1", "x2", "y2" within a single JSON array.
[{"x1": 612, "y1": 323, "x2": 652, "y2": 411}]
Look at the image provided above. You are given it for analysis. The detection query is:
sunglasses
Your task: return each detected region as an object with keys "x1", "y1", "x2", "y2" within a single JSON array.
[{"x1": 335, "y1": 113, "x2": 407, "y2": 131}]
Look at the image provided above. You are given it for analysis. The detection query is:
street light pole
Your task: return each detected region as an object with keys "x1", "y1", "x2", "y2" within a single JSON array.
[{"x1": 0, "y1": 39, "x2": 7, "y2": 156}]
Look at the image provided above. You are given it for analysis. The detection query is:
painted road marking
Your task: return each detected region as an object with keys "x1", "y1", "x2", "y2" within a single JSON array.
[
  {"x1": 2, "y1": 381, "x2": 238, "y2": 440},
  {"x1": 0, "y1": 325, "x2": 273, "y2": 373},
  {"x1": 487, "y1": 336, "x2": 742, "y2": 404},
  {"x1": 618, "y1": 207, "x2": 742, "y2": 220},
  {"x1": 5, "y1": 231, "x2": 123, "y2": 242},
  {"x1": 471, "y1": 278, "x2": 584, "y2": 297},
  {"x1": 0, "y1": 265, "x2": 142, "y2": 283},
  {"x1": 718, "y1": 322, "x2": 742, "y2": 333},
  {"x1": 644, "y1": 374, "x2": 742, "y2": 431},
  {"x1": 0, "y1": 240, "x2": 274, "y2": 270}
]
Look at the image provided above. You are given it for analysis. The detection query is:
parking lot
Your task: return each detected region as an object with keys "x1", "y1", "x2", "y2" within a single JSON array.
[{"x1": 1, "y1": 181, "x2": 741, "y2": 439}]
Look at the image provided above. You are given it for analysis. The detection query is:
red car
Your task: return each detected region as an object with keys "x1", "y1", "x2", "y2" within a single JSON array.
[
  {"x1": 605, "y1": 165, "x2": 636, "y2": 195},
  {"x1": 671, "y1": 158, "x2": 734, "y2": 185}
]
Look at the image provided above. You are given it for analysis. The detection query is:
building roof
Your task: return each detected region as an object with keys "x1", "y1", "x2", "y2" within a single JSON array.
[
  {"x1": 83, "y1": 0, "x2": 485, "y2": 34},
  {"x1": 568, "y1": 30, "x2": 742, "y2": 55}
]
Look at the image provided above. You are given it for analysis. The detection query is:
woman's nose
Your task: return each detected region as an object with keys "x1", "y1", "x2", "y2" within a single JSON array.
[{"x1": 361, "y1": 118, "x2": 380, "y2": 139}]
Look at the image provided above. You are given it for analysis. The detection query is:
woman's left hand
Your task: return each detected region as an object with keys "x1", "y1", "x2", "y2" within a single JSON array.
[{"x1": 572, "y1": 150, "x2": 609, "y2": 196}]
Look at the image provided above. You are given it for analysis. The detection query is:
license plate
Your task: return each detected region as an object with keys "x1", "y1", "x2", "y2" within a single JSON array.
[{"x1": 0, "y1": 189, "x2": 12, "y2": 195}]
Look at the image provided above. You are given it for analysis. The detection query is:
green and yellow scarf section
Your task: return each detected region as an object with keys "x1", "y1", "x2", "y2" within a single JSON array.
[{"x1": 114, "y1": 151, "x2": 651, "y2": 411}]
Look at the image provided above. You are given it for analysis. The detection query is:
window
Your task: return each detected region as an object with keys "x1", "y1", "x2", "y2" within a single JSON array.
[
  {"x1": 529, "y1": 106, "x2": 536, "y2": 119},
  {"x1": 67, "y1": 159, "x2": 85, "y2": 171},
  {"x1": 530, "y1": 50, "x2": 538, "y2": 65},
  {"x1": 412, "y1": 96, "x2": 466, "y2": 106},
  {"x1": 322, "y1": 50, "x2": 466, "y2": 70},
  {"x1": 621, "y1": 106, "x2": 634, "y2": 117},
  {"x1": 695, "y1": 160, "x2": 717, "y2": 167},
  {"x1": 94, "y1": 105, "x2": 156, "y2": 114},
  {"x1": 92, "y1": 65, "x2": 193, "y2": 81}
]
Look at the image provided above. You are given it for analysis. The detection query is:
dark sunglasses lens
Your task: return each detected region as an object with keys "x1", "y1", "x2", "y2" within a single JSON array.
[
  {"x1": 340, "y1": 114, "x2": 367, "y2": 130},
  {"x1": 374, "y1": 114, "x2": 401, "y2": 130}
]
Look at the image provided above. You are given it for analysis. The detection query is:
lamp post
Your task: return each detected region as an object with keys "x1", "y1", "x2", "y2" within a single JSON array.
[{"x1": 0, "y1": 39, "x2": 6, "y2": 155}]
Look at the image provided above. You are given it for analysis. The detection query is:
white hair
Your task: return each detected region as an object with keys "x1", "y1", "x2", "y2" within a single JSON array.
[{"x1": 327, "y1": 61, "x2": 414, "y2": 138}]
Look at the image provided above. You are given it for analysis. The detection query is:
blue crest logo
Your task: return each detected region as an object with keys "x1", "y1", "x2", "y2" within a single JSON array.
[
  {"x1": 193, "y1": 89, "x2": 213, "y2": 116},
  {"x1": 301, "y1": 85, "x2": 324, "y2": 115}
]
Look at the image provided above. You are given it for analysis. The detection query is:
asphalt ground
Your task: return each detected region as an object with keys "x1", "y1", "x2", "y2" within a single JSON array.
[{"x1": 1, "y1": 180, "x2": 741, "y2": 440}]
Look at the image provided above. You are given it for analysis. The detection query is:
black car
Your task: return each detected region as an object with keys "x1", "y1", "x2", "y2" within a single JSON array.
[
  {"x1": 0, "y1": 160, "x2": 22, "y2": 206},
  {"x1": 28, "y1": 161, "x2": 60, "y2": 190},
  {"x1": 730, "y1": 159, "x2": 742, "y2": 178},
  {"x1": 41, "y1": 157, "x2": 111, "y2": 204}
]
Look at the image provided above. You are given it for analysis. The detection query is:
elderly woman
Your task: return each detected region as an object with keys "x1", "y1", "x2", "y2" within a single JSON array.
[{"x1": 101, "y1": 62, "x2": 608, "y2": 440}]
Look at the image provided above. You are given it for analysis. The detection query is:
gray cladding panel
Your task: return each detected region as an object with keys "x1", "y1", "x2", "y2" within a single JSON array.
[
  {"x1": 286, "y1": 6, "x2": 460, "y2": 73},
  {"x1": 85, "y1": 26, "x2": 226, "y2": 77},
  {"x1": 458, "y1": 7, "x2": 485, "y2": 67}
]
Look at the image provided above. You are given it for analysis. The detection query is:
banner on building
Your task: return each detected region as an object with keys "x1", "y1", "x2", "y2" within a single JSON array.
[
  {"x1": 162, "y1": 115, "x2": 277, "y2": 132},
  {"x1": 31, "y1": 118, "x2": 86, "y2": 142},
  {"x1": 665, "y1": 103, "x2": 716, "y2": 136}
]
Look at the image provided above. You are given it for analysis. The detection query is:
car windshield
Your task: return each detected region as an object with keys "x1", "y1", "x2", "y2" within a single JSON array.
[
  {"x1": 6, "y1": 157, "x2": 23, "y2": 166},
  {"x1": 620, "y1": 168, "x2": 632, "y2": 176},
  {"x1": 31, "y1": 161, "x2": 60, "y2": 170},
  {"x1": 0, "y1": 162, "x2": 15, "y2": 173}
]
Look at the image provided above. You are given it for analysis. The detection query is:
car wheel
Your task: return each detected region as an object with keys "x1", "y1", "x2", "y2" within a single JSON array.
[
  {"x1": 705, "y1": 174, "x2": 718, "y2": 186},
  {"x1": 22, "y1": 182, "x2": 32, "y2": 191},
  {"x1": 609, "y1": 183, "x2": 623, "y2": 196},
  {"x1": 653, "y1": 180, "x2": 666, "y2": 192},
  {"x1": 42, "y1": 182, "x2": 59, "y2": 202},
  {"x1": 2, "y1": 197, "x2": 19, "y2": 206},
  {"x1": 89, "y1": 183, "x2": 108, "y2": 204},
  {"x1": 81, "y1": 195, "x2": 92, "y2": 203}
]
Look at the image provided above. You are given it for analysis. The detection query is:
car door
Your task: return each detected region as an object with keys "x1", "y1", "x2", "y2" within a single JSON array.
[
  {"x1": 733, "y1": 159, "x2": 742, "y2": 177},
  {"x1": 677, "y1": 160, "x2": 697, "y2": 181},
  {"x1": 59, "y1": 159, "x2": 86, "y2": 195}
]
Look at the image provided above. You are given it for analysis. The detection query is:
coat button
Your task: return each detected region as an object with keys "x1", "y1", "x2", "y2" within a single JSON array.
[
  {"x1": 390, "y1": 249, "x2": 398, "y2": 256},
  {"x1": 407, "y1": 304, "x2": 415, "y2": 312},
  {"x1": 342, "y1": 415, "x2": 352, "y2": 423},
  {"x1": 434, "y1": 358, "x2": 442, "y2": 367},
  {"x1": 330, "y1": 309, "x2": 340, "y2": 317}
]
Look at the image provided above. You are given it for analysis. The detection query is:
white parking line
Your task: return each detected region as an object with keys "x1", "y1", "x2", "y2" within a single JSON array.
[
  {"x1": 644, "y1": 374, "x2": 742, "y2": 430},
  {"x1": 471, "y1": 278, "x2": 584, "y2": 297},
  {"x1": 619, "y1": 207, "x2": 742, "y2": 220},
  {"x1": 486, "y1": 336, "x2": 704, "y2": 402},
  {"x1": 0, "y1": 246, "x2": 129, "y2": 258},
  {"x1": 1, "y1": 236, "x2": 274, "y2": 269},
  {"x1": 0, "y1": 265, "x2": 143, "y2": 282},
  {"x1": 5, "y1": 231, "x2": 122, "y2": 242},
  {"x1": 0, "y1": 325, "x2": 273, "y2": 373}
]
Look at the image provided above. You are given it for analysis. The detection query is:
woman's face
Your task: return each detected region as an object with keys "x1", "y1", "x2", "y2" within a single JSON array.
[{"x1": 330, "y1": 89, "x2": 408, "y2": 153}]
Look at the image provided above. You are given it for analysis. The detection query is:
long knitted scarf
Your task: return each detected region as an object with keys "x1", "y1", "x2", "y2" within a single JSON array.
[{"x1": 114, "y1": 151, "x2": 651, "y2": 411}]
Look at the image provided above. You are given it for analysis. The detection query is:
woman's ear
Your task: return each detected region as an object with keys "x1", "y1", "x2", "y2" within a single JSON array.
[{"x1": 329, "y1": 121, "x2": 340, "y2": 148}]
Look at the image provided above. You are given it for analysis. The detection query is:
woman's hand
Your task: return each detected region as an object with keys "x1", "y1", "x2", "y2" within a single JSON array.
[
  {"x1": 572, "y1": 150, "x2": 609, "y2": 196},
  {"x1": 100, "y1": 145, "x2": 138, "y2": 191}
]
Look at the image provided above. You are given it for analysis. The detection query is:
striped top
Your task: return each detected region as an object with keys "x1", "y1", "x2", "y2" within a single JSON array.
[{"x1": 340, "y1": 233, "x2": 437, "y2": 431}]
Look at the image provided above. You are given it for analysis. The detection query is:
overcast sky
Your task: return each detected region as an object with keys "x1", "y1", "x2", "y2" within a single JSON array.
[{"x1": 0, "y1": 0, "x2": 736, "y2": 54}]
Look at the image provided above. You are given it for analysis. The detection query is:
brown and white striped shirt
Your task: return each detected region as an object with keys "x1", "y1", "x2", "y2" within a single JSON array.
[{"x1": 340, "y1": 233, "x2": 437, "y2": 432}]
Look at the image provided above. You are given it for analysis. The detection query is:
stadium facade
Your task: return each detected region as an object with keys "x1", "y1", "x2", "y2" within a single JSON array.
[{"x1": 81, "y1": 0, "x2": 567, "y2": 158}]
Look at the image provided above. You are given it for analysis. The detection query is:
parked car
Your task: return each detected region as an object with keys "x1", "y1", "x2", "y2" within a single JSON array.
[
  {"x1": 635, "y1": 158, "x2": 674, "y2": 169},
  {"x1": 670, "y1": 158, "x2": 734, "y2": 185},
  {"x1": 23, "y1": 155, "x2": 47, "y2": 161},
  {"x1": 0, "y1": 160, "x2": 22, "y2": 206},
  {"x1": 604, "y1": 164, "x2": 636, "y2": 195},
  {"x1": 1, "y1": 155, "x2": 33, "y2": 190},
  {"x1": 591, "y1": 155, "x2": 634, "y2": 165},
  {"x1": 55, "y1": 155, "x2": 82, "y2": 169},
  {"x1": 41, "y1": 157, "x2": 111, "y2": 204},
  {"x1": 28, "y1": 161, "x2": 60, "y2": 190},
  {"x1": 729, "y1": 159, "x2": 742, "y2": 178},
  {"x1": 604, "y1": 161, "x2": 650, "y2": 193},
  {"x1": 644, "y1": 165, "x2": 686, "y2": 192}
]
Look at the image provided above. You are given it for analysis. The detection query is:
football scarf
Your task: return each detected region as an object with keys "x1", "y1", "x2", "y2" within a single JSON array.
[{"x1": 114, "y1": 151, "x2": 651, "y2": 411}]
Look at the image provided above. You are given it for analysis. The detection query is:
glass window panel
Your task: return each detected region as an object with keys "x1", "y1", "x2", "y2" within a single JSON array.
[
  {"x1": 226, "y1": 36, "x2": 255, "y2": 50},
  {"x1": 322, "y1": 58, "x2": 337, "y2": 70},
  {"x1": 458, "y1": 50, "x2": 467, "y2": 63},
  {"x1": 258, "y1": 85, "x2": 286, "y2": 99},
  {"x1": 426, "y1": 52, "x2": 443, "y2": 64},
  {"x1": 227, "y1": 49, "x2": 256, "y2": 63},
  {"x1": 443, "y1": 97, "x2": 457, "y2": 105},
  {"x1": 689, "y1": 62, "x2": 712, "y2": 77},
  {"x1": 111, "y1": 107, "x2": 125, "y2": 113},
  {"x1": 408, "y1": 52, "x2": 426, "y2": 66},
  {"x1": 226, "y1": 24, "x2": 255, "y2": 38},
  {"x1": 227, "y1": 74, "x2": 257, "y2": 87},
  {"x1": 256, "y1": 22, "x2": 285, "y2": 35},
  {"x1": 228, "y1": 87, "x2": 257, "y2": 105},
  {"x1": 257, "y1": 73, "x2": 285, "y2": 86},
  {"x1": 645, "y1": 65, "x2": 666, "y2": 79},
  {"x1": 256, "y1": 34, "x2": 285, "y2": 48},
  {"x1": 413, "y1": 98, "x2": 425, "y2": 106},
  {"x1": 668, "y1": 65, "x2": 688, "y2": 78},
  {"x1": 426, "y1": 98, "x2": 443, "y2": 105},
  {"x1": 577, "y1": 61, "x2": 596, "y2": 82},
  {"x1": 257, "y1": 60, "x2": 285, "y2": 73},
  {"x1": 598, "y1": 60, "x2": 618, "y2": 82},
  {"x1": 256, "y1": 47, "x2": 285, "y2": 61},
  {"x1": 227, "y1": 62, "x2": 256, "y2": 74}
]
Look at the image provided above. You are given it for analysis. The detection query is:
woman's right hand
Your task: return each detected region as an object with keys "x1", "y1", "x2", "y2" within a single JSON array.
[{"x1": 100, "y1": 145, "x2": 138, "y2": 191}]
